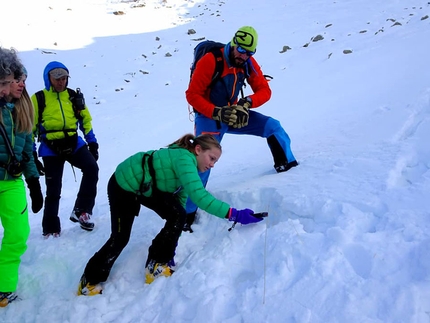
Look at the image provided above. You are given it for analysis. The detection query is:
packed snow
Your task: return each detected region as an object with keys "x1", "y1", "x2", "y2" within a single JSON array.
[{"x1": 1, "y1": 0, "x2": 430, "y2": 322}]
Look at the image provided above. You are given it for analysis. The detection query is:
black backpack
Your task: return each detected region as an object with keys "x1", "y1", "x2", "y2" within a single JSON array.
[
  {"x1": 190, "y1": 40, "x2": 226, "y2": 88},
  {"x1": 34, "y1": 88, "x2": 85, "y2": 140}
]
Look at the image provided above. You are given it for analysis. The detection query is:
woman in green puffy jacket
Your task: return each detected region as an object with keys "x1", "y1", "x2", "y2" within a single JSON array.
[
  {"x1": 78, "y1": 133, "x2": 263, "y2": 295},
  {"x1": 0, "y1": 48, "x2": 43, "y2": 307}
]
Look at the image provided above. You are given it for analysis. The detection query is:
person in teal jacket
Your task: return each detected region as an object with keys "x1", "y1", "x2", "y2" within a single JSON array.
[
  {"x1": 78, "y1": 133, "x2": 263, "y2": 295},
  {"x1": 31, "y1": 61, "x2": 99, "y2": 236},
  {"x1": 0, "y1": 48, "x2": 43, "y2": 307}
]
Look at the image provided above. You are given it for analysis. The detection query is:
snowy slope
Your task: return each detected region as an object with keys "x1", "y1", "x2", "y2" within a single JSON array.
[{"x1": 1, "y1": 0, "x2": 430, "y2": 322}]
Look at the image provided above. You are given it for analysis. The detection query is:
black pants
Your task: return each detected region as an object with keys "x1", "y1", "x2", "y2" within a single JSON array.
[
  {"x1": 83, "y1": 174, "x2": 186, "y2": 285},
  {"x1": 42, "y1": 145, "x2": 99, "y2": 234}
]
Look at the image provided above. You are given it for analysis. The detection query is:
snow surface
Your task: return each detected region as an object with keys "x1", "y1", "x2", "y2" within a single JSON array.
[{"x1": 1, "y1": 0, "x2": 430, "y2": 322}]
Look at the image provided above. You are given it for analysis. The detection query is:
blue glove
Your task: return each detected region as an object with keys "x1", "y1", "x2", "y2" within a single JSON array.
[{"x1": 228, "y1": 208, "x2": 263, "y2": 225}]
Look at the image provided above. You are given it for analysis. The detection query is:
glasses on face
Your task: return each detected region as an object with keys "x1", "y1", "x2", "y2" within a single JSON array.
[{"x1": 234, "y1": 38, "x2": 255, "y2": 56}]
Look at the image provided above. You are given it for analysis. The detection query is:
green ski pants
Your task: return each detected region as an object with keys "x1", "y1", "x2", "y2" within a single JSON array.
[{"x1": 0, "y1": 179, "x2": 30, "y2": 292}]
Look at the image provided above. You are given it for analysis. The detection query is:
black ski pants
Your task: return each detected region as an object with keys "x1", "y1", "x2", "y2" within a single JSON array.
[
  {"x1": 83, "y1": 174, "x2": 186, "y2": 285},
  {"x1": 42, "y1": 145, "x2": 99, "y2": 234}
]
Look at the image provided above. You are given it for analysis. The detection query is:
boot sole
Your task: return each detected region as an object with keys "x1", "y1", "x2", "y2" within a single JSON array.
[
  {"x1": 0, "y1": 294, "x2": 18, "y2": 307},
  {"x1": 80, "y1": 224, "x2": 94, "y2": 231},
  {"x1": 70, "y1": 216, "x2": 94, "y2": 231}
]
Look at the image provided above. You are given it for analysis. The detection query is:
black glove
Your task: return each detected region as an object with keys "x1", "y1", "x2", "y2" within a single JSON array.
[
  {"x1": 88, "y1": 142, "x2": 99, "y2": 161},
  {"x1": 212, "y1": 106, "x2": 237, "y2": 126},
  {"x1": 232, "y1": 104, "x2": 249, "y2": 129},
  {"x1": 26, "y1": 177, "x2": 44, "y2": 213},
  {"x1": 33, "y1": 151, "x2": 45, "y2": 176}
]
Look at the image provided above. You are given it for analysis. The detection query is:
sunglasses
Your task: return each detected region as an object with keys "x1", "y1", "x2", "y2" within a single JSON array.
[{"x1": 234, "y1": 38, "x2": 255, "y2": 56}]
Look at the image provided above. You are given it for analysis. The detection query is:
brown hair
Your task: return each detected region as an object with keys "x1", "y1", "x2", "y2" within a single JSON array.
[
  {"x1": 11, "y1": 86, "x2": 34, "y2": 133},
  {"x1": 169, "y1": 133, "x2": 222, "y2": 154},
  {"x1": 0, "y1": 49, "x2": 32, "y2": 133}
]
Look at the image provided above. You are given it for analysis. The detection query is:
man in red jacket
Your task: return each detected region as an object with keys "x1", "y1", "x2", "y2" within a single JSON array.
[{"x1": 184, "y1": 26, "x2": 298, "y2": 231}]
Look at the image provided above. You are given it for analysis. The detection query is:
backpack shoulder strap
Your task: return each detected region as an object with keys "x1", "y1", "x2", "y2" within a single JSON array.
[
  {"x1": 35, "y1": 90, "x2": 45, "y2": 113},
  {"x1": 34, "y1": 90, "x2": 45, "y2": 141},
  {"x1": 66, "y1": 88, "x2": 83, "y2": 120},
  {"x1": 210, "y1": 47, "x2": 224, "y2": 88},
  {"x1": 139, "y1": 151, "x2": 157, "y2": 194},
  {"x1": 67, "y1": 87, "x2": 76, "y2": 97}
]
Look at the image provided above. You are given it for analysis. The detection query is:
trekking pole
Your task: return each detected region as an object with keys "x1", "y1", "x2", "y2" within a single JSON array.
[
  {"x1": 262, "y1": 205, "x2": 269, "y2": 305},
  {"x1": 70, "y1": 165, "x2": 78, "y2": 182}
]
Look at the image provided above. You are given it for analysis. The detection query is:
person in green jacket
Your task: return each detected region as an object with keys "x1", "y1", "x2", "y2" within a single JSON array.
[
  {"x1": 0, "y1": 48, "x2": 43, "y2": 307},
  {"x1": 78, "y1": 133, "x2": 263, "y2": 295}
]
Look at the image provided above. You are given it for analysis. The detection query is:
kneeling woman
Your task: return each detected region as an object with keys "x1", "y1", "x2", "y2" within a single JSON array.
[{"x1": 78, "y1": 133, "x2": 262, "y2": 295}]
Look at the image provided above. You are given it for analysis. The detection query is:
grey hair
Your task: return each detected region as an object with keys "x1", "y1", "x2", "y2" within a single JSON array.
[{"x1": 0, "y1": 47, "x2": 23, "y2": 80}]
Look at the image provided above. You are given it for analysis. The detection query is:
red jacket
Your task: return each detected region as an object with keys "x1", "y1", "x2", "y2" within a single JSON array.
[{"x1": 186, "y1": 46, "x2": 271, "y2": 118}]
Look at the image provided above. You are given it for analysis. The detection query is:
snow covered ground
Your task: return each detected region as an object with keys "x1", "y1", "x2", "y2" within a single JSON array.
[{"x1": 1, "y1": 0, "x2": 430, "y2": 322}]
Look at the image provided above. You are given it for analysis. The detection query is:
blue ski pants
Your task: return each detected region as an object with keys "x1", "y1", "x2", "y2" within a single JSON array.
[{"x1": 185, "y1": 110, "x2": 296, "y2": 214}]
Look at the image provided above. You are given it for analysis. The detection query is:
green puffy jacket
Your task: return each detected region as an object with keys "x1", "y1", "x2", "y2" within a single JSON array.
[
  {"x1": 115, "y1": 145, "x2": 230, "y2": 218},
  {"x1": 0, "y1": 101, "x2": 39, "y2": 181}
]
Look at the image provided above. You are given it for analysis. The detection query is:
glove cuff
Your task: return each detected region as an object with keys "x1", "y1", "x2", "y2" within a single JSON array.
[
  {"x1": 243, "y1": 101, "x2": 251, "y2": 109},
  {"x1": 238, "y1": 97, "x2": 252, "y2": 108},
  {"x1": 228, "y1": 208, "x2": 237, "y2": 221},
  {"x1": 212, "y1": 106, "x2": 221, "y2": 121},
  {"x1": 226, "y1": 208, "x2": 232, "y2": 219}
]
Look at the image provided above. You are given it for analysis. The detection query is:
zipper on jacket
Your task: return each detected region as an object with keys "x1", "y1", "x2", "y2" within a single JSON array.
[{"x1": 58, "y1": 92, "x2": 67, "y2": 131}]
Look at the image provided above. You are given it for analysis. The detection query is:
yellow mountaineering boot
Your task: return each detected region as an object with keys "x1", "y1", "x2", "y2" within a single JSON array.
[
  {"x1": 0, "y1": 292, "x2": 18, "y2": 307},
  {"x1": 145, "y1": 260, "x2": 174, "y2": 284},
  {"x1": 77, "y1": 274, "x2": 103, "y2": 296}
]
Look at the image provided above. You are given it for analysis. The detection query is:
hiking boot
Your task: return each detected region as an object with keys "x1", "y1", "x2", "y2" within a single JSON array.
[
  {"x1": 167, "y1": 258, "x2": 176, "y2": 268},
  {"x1": 182, "y1": 223, "x2": 193, "y2": 233},
  {"x1": 77, "y1": 274, "x2": 102, "y2": 296},
  {"x1": 43, "y1": 232, "x2": 60, "y2": 239},
  {"x1": 274, "y1": 160, "x2": 298, "y2": 173},
  {"x1": 145, "y1": 259, "x2": 174, "y2": 284},
  {"x1": 70, "y1": 210, "x2": 94, "y2": 231},
  {"x1": 0, "y1": 292, "x2": 18, "y2": 307}
]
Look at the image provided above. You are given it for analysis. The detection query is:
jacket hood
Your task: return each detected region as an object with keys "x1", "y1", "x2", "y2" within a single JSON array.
[{"x1": 43, "y1": 61, "x2": 69, "y2": 91}]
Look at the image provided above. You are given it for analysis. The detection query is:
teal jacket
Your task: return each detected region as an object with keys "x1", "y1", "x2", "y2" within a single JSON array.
[
  {"x1": 0, "y1": 100, "x2": 39, "y2": 181},
  {"x1": 115, "y1": 146, "x2": 230, "y2": 218}
]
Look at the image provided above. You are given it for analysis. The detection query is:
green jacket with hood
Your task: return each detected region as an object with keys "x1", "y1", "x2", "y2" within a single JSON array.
[
  {"x1": 114, "y1": 145, "x2": 230, "y2": 218},
  {"x1": 0, "y1": 99, "x2": 39, "y2": 181}
]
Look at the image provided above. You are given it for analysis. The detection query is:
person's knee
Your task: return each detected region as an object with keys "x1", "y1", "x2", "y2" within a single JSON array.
[
  {"x1": 162, "y1": 219, "x2": 184, "y2": 240},
  {"x1": 81, "y1": 160, "x2": 99, "y2": 178},
  {"x1": 7, "y1": 221, "x2": 30, "y2": 244},
  {"x1": 264, "y1": 117, "x2": 282, "y2": 134},
  {"x1": 109, "y1": 235, "x2": 130, "y2": 251}
]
